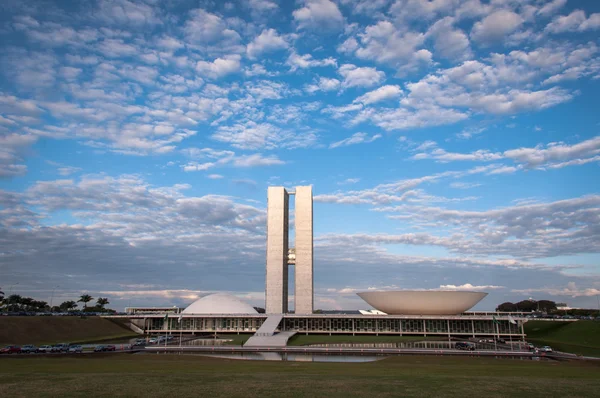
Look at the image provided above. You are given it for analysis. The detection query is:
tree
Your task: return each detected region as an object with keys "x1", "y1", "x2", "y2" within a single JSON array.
[
  {"x1": 496, "y1": 302, "x2": 517, "y2": 312},
  {"x1": 0, "y1": 287, "x2": 4, "y2": 301},
  {"x1": 78, "y1": 294, "x2": 93, "y2": 309},
  {"x1": 96, "y1": 298, "x2": 109, "y2": 309},
  {"x1": 537, "y1": 300, "x2": 557, "y2": 312},
  {"x1": 59, "y1": 300, "x2": 77, "y2": 311}
]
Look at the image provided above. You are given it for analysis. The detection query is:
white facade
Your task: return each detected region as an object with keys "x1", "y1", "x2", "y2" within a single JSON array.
[
  {"x1": 294, "y1": 186, "x2": 313, "y2": 314},
  {"x1": 265, "y1": 187, "x2": 289, "y2": 314},
  {"x1": 265, "y1": 186, "x2": 314, "y2": 314}
]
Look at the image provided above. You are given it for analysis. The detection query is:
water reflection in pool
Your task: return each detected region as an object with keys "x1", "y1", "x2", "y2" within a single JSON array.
[{"x1": 182, "y1": 352, "x2": 385, "y2": 362}]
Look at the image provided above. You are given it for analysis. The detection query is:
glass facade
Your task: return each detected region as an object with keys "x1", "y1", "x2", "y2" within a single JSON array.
[{"x1": 142, "y1": 315, "x2": 525, "y2": 338}]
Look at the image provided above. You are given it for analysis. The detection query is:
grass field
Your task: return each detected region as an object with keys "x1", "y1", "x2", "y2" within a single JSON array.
[
  {"x1": 0, "y1": 317, "x2": 138, "y2": 345},
  {"x1": 524, "y1": 320, "x2": 600, "y2": 357},
  {"x1": 0, "y1": 354, "x2": 599, "y2": 397}
]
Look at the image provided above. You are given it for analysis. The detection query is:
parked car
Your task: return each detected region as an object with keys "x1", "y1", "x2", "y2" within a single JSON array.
[
  {"x1": 38, "y1": 345, "x2": 53, "y2": 353},
  {"x1": 540, "y1": 346, "x2": 553, "y2": 353},
  {"x1": 526, "y1": 343, "x2": 535, "y2": 351},
  {"x1": 53, "y1": 343, "x2": 70, "y2": 352},
  {"x1": 21, "y1": 345, "x2": 38, "y2": 354},
  {"x1": 93, "y1": 345, "x2": 105, "y2": 352},
  {"x1": 455, "y1": 342, "x2": 475, "y2": 351},
  {"x1": 68, "y1": 345, "x2": 83, "y2": 353},
  {"x1": 0, "y1": 345, "x2": 21, "y2": 354},
  {"x1": 105, "y1": 345, "x2": 116, "y2": 352},
  {"x1": 148, "y1": 338, "x2": 158, "y2": 344}
]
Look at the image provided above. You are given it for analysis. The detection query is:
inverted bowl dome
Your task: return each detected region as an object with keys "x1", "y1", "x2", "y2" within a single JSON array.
[{"x1": 357, "y1": 290, "x2": 487, "y2": 315}]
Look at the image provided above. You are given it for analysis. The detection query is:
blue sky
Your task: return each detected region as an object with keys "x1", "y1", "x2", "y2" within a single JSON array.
[{"x1": 1, "y1": 0, "x2": 599, "y2": 311}]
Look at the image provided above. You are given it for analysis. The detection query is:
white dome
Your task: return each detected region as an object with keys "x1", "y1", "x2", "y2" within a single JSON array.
[{"x1": 182, "y1": 293, "x2": 258, "y2": 314}]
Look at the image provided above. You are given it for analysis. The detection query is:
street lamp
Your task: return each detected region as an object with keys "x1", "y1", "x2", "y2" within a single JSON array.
[
  {"x1": 49, "y1": 285, "x2": 60, "y2": 311},
  {"x1": 8, "y1": 282, "x2": 19, "y2": 296}
]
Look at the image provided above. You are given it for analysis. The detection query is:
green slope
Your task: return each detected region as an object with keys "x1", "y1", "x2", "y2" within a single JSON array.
[
  {"x1": 525, "y1": 320, "x2": 600, "y2": 357},
  {"x1": 0, "y1": 316, "x2": 138, "y2": 345}
]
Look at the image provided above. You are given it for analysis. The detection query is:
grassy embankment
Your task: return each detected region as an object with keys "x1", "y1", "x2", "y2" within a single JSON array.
[
  {"x1": 0, "y1": 316, "x2": 138, "y2": 345},
  {"x1": 524, "y1": 320, "x2": 600, "y2": 357},
  {"x1": 0, "y1": 354, "x2": 599, "y2": 397}
]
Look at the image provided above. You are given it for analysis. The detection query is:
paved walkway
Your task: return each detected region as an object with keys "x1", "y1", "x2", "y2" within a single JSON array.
[{"x1": 244, "y1": 315, "x2": 297, "y2": 347}]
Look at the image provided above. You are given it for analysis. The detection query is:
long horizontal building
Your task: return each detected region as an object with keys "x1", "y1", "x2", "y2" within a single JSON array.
[{"x1": 115, "y1": 313, "x2": 526, "y2": 339}]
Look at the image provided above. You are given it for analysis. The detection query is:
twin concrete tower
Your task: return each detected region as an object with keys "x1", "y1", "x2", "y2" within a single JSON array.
[{"x1": 266, "y1": 186, "x2": 313, "y2": 314}]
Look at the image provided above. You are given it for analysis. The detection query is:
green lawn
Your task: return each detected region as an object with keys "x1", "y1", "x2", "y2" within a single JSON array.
[
  {"x1": 0, "y1": 354, "x2": 598, "y2": 397},
  {"x1": 524, "y1": 321, "x2": 600, "y2": 357},
  {"x1": 0, "y1": 317, "x2": 138, "y2": 345}
]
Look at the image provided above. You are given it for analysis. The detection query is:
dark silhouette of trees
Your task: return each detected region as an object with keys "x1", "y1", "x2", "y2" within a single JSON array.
[
  {"x1": 496, "y1": 299, "x2": 557, "y2": 313},
  {"x1": 59, "y1": 300, "x2": 78, "y2": 311},
  {"x1": 96, "y1": 298, "x2": 109, "y2": 308},
  {"x1": 78, "y1": 294, "x2": 93, "y2": 309}
]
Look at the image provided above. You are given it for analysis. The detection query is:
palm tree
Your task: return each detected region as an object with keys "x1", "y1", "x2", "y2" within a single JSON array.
[
  {"x1": 78, "y1": 294, "x2": 93, "y2": 309},
  {"x1": 96, "y1": 297, "x2": 109, "y2": 309},
  {"x1": 59, "y1": 300, "x2": 77, "y2": 311}
]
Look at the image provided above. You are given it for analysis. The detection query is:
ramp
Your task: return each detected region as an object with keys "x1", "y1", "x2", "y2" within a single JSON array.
[
  {"x1": 244, "y1": 315, "x2": 297, "y2": 347},
  {"x1": 253, "y1": 314, "x2": 283, "y2": 337}
]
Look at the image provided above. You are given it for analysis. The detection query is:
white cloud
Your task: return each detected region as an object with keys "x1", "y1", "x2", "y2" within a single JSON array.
[
  {"x1": 545, "y1": 10, "x2": 600, "y2": 33},
  {"x1": 207, "y1": 174, "x2": 223, "y2": 179},
  {"x1": 338, "y1": 64, "x2": 385, "y2": 89},
  {"x1": 512, "y1": 282, "x2": 600, "y2": 297},
  {"x1": 305, "y1": 77, "x2": 341, "y2": 93},
  {"x1": 212, "y1": 121, "x2": 317, "y2": 150},
  {"x1": 537, "y1": 0, "x2": 567, "y2": 17},
  {"x1": 232, "y1": 154, "x2": 286, "y2": 167},
  {"x1": 286, "y1": 52, "x2": 337, "y2": 71},
  {"x1": 427, "y1": 17, "x2": 472, "y2": 60},
  {"x1": 246, "y1": 29, "x2": 289, "y2": 59},
  {"x1": 330, "y1": 132, "x2": 382, "y2": 148},
  {"x1": 195, "y1": 55, "x2": 241, "y2": 79},
  {"x1": 354, "y1": 85, "x2": 402, "y2": 105},
  {"x1": 439, "y1": 283, "x2": 504, "y2": 291},
  {"x1": 470, "y1": 10, "x2": 524, "y2": 44},
  {"x1": 96, "y1": 0, "x2": 161, "y2": 26},
  {"x1": 351, "y1": 21, "x2": 432, "y2": 75},
  {"x1": 504, "y1": 136, "x2": 600, "y2": 169},
  {"x1": 293, "y1": 0, "x2": 344, "y2": 31}
]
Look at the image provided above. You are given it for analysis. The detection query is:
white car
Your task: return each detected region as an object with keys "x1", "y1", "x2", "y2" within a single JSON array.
[
  {"x1": 38, "y1": 345, "x2": 53, "y2": 353},
  {"x1": 68, "y1": 345, "x2": 83, "y2": 353},
  {"x1": 540, "y1": 346, "x2": 553, "y2": 353},
  {"x1": 148, "y1": 338, "x2": 158, "y2": 344}
]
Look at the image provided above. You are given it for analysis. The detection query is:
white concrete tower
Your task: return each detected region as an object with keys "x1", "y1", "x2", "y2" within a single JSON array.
[
  {"x1": 294, "y1": 186, "x2": 314, "y2": 314},
  {"x1": 265, "y1": 186, "x2": 289, "y2": 314}
]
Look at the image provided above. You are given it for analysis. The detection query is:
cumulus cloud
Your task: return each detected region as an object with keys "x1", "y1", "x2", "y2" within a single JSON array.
[
  {"x1": 353, "y1": 85, "x2": 402, "y2": 105},
  {"x1": 246, "y1": 28, "x2": 289, "y2": 59},
  {"x1": 439, "y1": 283, "x2": 504, "y2": 291},
  {"x1": 412, "y1": 136, "x2": 600, "y2": 170},
  {"x1": 338, "y1": 64, "x2": 385, "y2": 89},
  {"x1": 212, "y1": 121, "x2": 317, "y2": 150},
  {"x1": 286, "y1": 51, "x2": 337, "y2": 71},
  {"x1": 330, "y1": 132, "x2": 382, "y2": 148},
  {"x1": 195, "y1": 55, "x2": 241, "y2": 79},
  {"x1": 293, "y1": 0, "x2": 344, "y2": 31},
  {"x1": 350, "y1": 21, "x2": 432, "y2": 75},
  {"x1": 305, "y1": 77, "x2": 341, "y2": 93},
  {"x1": 545, "y1": 10, "x2": 600, "y2": 33},
  {"x1": 427, "y1": 17, "x2": 472, "y2": 60},
  {"x1": 471, "y1": 10, "x2": 524, "y2": 44},
  {"x1": 512, "y1": 282, "x2": 600, "y2": 297}
]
